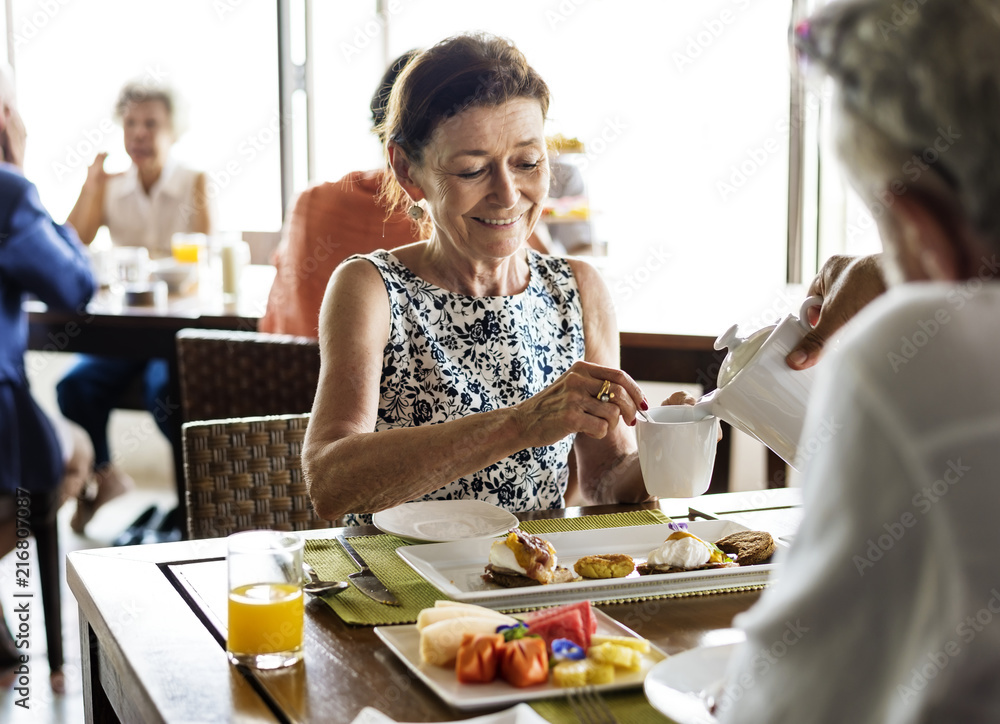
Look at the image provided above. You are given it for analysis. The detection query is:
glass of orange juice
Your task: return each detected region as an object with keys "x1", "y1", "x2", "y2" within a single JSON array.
[
  {"x1": 171, "y1": 232, "x2": 206, "y2": 264},
  {"x1": 226, "y1": 531, "x2": 305, "y2": 669}
]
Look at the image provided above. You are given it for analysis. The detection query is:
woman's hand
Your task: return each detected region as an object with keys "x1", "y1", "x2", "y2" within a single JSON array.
[
  {"x1": 662, "y1": 390, "x2": 696, "y2": 406},
  {"x1": 83, "y1": 152, "x2": 112, "y2": 189},
  {"x1": 0, "y1": 106, "x2": 26, "y2": 168},
  {"x1": 512, "y1": 361, "x2": 648, "y2": 447},
  {"x1": 786, "y1": 254, "x2": 886, "y2": 369},
  {"x1": 66, "y1": 154, "x2": 117, "y2": 244},
  {"x1": 661, "y1": 391, "x2": 721, "y2": 441}
]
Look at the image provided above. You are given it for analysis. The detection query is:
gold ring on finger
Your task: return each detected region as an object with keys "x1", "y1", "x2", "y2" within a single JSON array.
[{"x1": 597, "y1": 379, "x2": 612, "y2": 402}]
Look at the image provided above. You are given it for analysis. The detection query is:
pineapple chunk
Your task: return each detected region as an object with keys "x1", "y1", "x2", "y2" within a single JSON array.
[
  {"x1": 586, "y1": 661, "x2": 615, "y2": 685},
  {"x1": 551, "y1": 660, "x2": 616, "y2": 687},
  {"x1": 590, "y1": 635, "x2": 650, "y2": 653},
  {"x1": 551, "y1": 661, "x2": 589, "y2": 688},
  {"x1": 588, "y1": 642, "x2": 642, "y2": 671}
]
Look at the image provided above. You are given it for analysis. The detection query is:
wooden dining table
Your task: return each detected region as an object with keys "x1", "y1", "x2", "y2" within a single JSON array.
[
  {"x1": 25, "y1": 266, "x2": 275, "y2": 504},
  {"x1": 67, "y1": 488, "x2": 802, "y2": 723}
]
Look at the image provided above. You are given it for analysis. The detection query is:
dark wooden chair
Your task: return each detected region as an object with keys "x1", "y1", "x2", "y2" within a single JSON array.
[
  {"x1": 175, "y1": 328, "x2": 321, "y2": 423},
  {"x1": 0, "y1": 491, "x2": 64, "y2": 678},
  {"x1": 175, "y1": 329, "x2": 326, "y2": 538}
]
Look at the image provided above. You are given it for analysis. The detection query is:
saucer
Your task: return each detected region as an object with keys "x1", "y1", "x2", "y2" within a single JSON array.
[
  {"x1": 644, "y1": 642, "x2": 742, "y2": 723},
  {"x1": 372, "y1": 500, "x2": 518, "y2": 542}
]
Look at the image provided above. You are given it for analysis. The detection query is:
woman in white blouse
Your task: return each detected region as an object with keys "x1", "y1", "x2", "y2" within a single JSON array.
[{"x1": 58, "y1": 82, "x2": 211, "y2": 534}]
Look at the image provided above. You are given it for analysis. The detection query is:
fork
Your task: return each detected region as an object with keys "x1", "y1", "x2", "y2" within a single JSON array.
[{"x1": 566, "y1": 687, "x2": 620, "y2": 724}]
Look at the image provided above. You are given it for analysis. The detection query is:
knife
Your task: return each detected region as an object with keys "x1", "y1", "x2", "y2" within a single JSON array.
[{"x1": 336, "y1": 535, "x2": 401, "y2": 606}]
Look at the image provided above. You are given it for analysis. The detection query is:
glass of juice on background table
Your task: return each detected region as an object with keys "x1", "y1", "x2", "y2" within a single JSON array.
[
  {"x1": 227, "y1": 530, "x2": 305, "y2": 669},
  {"x1": 171, "y1": 232, "x2": 206, "y2": 263}
]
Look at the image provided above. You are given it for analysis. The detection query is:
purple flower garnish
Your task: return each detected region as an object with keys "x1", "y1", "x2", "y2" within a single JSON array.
[
  {"x1": 551, "y1": 639, "x2": 586, "y2": 661},
  {"x1": 667, "y1": 522, "x2": 689, "y2": 532}
]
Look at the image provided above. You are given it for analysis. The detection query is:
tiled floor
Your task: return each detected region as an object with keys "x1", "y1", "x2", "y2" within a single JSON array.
[{"x1": 1, "y1": 353, "x2": 176, "y2": 724}]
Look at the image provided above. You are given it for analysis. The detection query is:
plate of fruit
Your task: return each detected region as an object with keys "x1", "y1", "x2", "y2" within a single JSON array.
[{"x1": 373, "y1": 600, "x2": 667, "y2": 710}]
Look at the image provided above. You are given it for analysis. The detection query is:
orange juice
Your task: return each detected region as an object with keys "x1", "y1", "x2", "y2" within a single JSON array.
[
  {"x1": 172, "y1": 242, "x2": 201, "y2": 263},
  {"x1": 227, "y1": 582, "x2": 304, "y2": 655}
]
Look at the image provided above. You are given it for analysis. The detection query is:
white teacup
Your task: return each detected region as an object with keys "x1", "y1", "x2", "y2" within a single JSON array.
[{"x1": 636, "y1": 405, "x2": 720, "y2": 498}]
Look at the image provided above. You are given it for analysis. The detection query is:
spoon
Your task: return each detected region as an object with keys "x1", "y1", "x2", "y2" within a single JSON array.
[{"x1": 302, "y1": 562, "x2": 349, "y2": 597}]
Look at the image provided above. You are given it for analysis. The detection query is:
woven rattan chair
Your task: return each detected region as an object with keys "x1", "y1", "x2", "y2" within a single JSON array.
[
  {"x1": 183, "y1": 414, "x2": 333, "y2": 539},
  {"x1": 175, "y1": 328, "x2": 320, "y2": 423}
]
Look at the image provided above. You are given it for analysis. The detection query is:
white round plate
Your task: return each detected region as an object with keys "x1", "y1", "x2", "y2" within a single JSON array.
[
  {"x1": 372, "y1": 500, "x2": 519, "y2": 542},
  {"x1": 644, "y1": 642, "x2": 740, "y2": 724}
]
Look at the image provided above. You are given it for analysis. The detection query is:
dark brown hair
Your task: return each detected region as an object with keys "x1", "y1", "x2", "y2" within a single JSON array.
[
  {"x1": 370, "y1": 49, "x2": 420, "y2": 141},
  {"x1": 378, "y1": 33, "x2": 550, "y2": 231}
]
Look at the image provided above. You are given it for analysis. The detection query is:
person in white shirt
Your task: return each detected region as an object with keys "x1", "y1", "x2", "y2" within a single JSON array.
[
  {"x1": 58, "y1": 82, "x2": 211, "y2": 534},
  {"x1": 718, "y1": 1, "x2": 1000, "y2": 722},
  {"x1": 67, "y1": 81, "x2": 210, "y2": 250}
]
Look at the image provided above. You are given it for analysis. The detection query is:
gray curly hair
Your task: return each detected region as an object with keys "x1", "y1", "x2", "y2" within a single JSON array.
[
  {"x1": 114, "y1": 80, "x2": 187, "y2": 137},
  {"x1": 796, "y1": 0, "x2": 1000, "y2": 246}
]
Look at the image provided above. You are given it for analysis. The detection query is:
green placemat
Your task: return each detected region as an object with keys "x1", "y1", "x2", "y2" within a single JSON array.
[
  {"x1": 304, "y1": 510, "x2": 671, "y2": 626},
  {"x1": 530, "y1": 689, "x2": 672, "y2": 723}
]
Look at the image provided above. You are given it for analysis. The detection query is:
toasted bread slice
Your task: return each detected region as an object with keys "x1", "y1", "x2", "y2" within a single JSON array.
[
  {"x1": 482, "y1": 564, "x2": 578, "y2": 588},
  {"x1": 635, "y1": 560, "x2": 738, "y2": 575},
  {"x1": 715, "y1": 531, "x2": 776, "y2": 566}
]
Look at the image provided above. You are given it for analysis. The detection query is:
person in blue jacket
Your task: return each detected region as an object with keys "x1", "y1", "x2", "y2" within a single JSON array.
[{"x1": 0, "y1": 65, "x2": 96, "y2": 691}]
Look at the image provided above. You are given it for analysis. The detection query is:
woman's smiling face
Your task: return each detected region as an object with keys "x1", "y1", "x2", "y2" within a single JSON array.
[{"x1": 407, "y1": 98, "x2": 549, "y2": 261}]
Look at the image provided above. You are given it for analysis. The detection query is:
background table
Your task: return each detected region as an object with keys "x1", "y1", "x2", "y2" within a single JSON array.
[
  {"x1": 68, "y1": 490, "x2": 802, "y2": 723},
  {"x1": 26, "y1": 267, "x2": 275, "y2": 507}
]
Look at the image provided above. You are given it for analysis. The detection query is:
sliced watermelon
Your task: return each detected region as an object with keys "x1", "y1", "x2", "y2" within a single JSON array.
[
  {"x1": 524, "y1": 601, "x2": 597, "y2": 635},
  {"x1": 526, "y1": 608, "x2": 590, "y2": 651}
]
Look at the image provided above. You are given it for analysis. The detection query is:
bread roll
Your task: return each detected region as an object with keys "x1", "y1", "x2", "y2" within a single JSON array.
[
  {"x1": 420, "y1": 617, "x2": 511, "y2": 667},
  {"x1": 416, "y1": 606, "x2": 515, "y2": 631}
]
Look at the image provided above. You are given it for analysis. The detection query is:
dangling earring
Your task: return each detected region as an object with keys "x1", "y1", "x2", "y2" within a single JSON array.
[{"x1": 407, "y1": 203, "x2": 425, "y2": 220}]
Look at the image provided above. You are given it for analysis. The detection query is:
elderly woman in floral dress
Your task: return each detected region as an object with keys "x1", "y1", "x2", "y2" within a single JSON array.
[{"x1": 303, "y1": 34, "x2": 670, "y2": 524}]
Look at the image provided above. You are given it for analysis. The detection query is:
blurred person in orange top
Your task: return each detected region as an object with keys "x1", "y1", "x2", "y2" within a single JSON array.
[{"x1": 260, "y1": 50, "x2": 548, "y2": 338}]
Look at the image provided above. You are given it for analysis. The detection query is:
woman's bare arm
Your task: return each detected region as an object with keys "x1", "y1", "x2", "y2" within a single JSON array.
[
  {"x1": 65, "y1": 154, "x2": 110, "y2": 244},
  {"x1": 190, "y1": 172, "x2": 212, "y2": 235},
  {"x1": 302, "y1": 259, "x2": 541, "y2": 520},
  {"x1": 569, "y1": 259, "x2": 651, "y2": 505}
]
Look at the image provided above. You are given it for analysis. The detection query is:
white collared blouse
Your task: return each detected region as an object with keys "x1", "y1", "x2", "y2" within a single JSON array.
[{"x1": 103, "y1": 159, "x2": 202, "y2": 258}]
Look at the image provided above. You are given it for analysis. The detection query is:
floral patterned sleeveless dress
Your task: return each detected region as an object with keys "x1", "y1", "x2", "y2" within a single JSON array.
[{"x1": 341, "y1": 249, "x2": 586, "y2": 526}]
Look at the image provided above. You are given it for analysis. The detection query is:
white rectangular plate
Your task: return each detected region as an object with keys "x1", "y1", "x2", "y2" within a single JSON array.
[
  {"x1": 396, "y1": 521, "x2": 778, "y2": 608},
  {"x1": 374, "y1": 608, "x2": 667, "y2": 710}
]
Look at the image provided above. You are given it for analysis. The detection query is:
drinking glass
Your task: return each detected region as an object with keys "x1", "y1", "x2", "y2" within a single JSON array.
[
  {"x1": 113, "y1": 246, "x2": 150, "y2": 284},
  {"x1": 171, "y1": 233, "x2": 207, "y2": 264},
  {"x1": 220, "y1": 239, "x2": 251, "y2": 302},
  {"x1": 226, "y1": 531, "x2": 305, "y2": 669}
]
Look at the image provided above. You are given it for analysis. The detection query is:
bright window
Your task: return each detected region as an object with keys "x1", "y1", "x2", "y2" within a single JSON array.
[
  {"x1": 11, "y1": 0, "x2": 808, "y2": 334},
  {"x1": 310, "y1": 0, "x2": 795, "y2": 333},
  {"x1": 12, "y1": 0, "x2": 281, "y2": 235}
]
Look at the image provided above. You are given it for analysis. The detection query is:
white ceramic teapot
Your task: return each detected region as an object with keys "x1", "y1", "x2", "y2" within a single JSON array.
[{"x1": 693, "y1": 295, "x2": 825, "y2": 469}]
